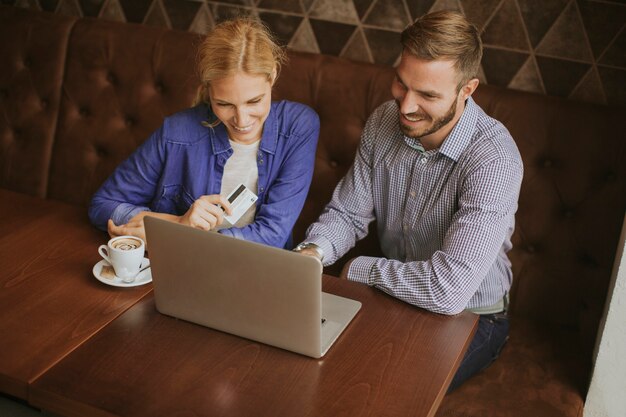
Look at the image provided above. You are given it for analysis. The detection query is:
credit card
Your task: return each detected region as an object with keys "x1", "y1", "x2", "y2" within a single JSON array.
[{"x1": 223, "y1": 183, "x2": 258, "y2": 225}]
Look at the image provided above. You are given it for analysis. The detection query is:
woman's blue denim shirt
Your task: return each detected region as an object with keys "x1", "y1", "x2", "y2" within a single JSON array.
[{"x1": 88, "y1": 101, "x2": 320, "y2": 249}]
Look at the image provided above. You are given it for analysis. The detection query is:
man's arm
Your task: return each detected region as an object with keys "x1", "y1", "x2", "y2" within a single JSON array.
[
  {"x1": 347, "y1": 156, "x2": 523, "y2": 315},
  {"x1": 303, "y1": 107, "x2": 384, "y2": 263}
]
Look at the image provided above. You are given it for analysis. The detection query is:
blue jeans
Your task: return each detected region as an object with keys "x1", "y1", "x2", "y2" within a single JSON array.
[{"x1": 448, "y1": 313, "x2": 509, "y2": 392}]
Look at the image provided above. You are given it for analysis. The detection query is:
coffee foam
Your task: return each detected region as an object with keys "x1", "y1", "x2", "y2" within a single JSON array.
[{"x1": 112, "y1": 238, "x2": 142, "y2": 251}]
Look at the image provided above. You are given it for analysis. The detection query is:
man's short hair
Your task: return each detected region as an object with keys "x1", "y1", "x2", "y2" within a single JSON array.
[{"x1": 401, "y1": 10, "x2": 482, "y2": 88}]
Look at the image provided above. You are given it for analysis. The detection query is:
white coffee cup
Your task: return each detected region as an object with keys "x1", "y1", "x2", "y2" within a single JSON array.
[{"x1": 98, "y1": 236, "x2": 145, "y2": 283}]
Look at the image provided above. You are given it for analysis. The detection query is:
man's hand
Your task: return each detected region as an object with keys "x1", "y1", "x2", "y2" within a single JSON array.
[
  {"x1": 178, "y1": 195, "x2": 232, "y2": 231},
  {"x1": 298, "y1": 248, "x2": 323, "y2": 262}
]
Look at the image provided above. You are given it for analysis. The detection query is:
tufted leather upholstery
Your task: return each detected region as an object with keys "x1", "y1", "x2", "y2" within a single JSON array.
[
  {"x1": 0, "y1": 7, "x2": 76, "y2": 197},
  {"x1": 46, "y1": 17, "x2": 203, "y2": 205},
  {"x1": 1, "y1": 6, "x2": 625, "y2": 416}
]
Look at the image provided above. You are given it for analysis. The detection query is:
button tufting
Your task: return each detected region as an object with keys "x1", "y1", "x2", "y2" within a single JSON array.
[
  {"x1": 106, "y1": 72, "x2": 116, "y2": 84},
  {"x1": 155, "y1": 82, "x2": 164, "y2": 93},
  {"x1": 125, "y1": 116, "x2": 135, "y2": 127},
  {"x1": 527, "y1": 245, "x2": 536, "y2": 253},
  {"x1": 329, "y1": 160, "x2": 339, "y2": 168},
  {"x1": 95, "y1": 146, "x2": 107, "y2": 158},
  {"x1": 23, "y1": 57, "x2": 32, "y2": 68},
  {"x1": 41, "y1": 98, "x2": 49, "y2": 108},
  {"x1": 563, "y1": 209, "x2": 574, "y2": 218},
  {"x1": 543, "y1": 159, "x2": 553, "y2": 168},
  {"x1": 605, "y1": 172, "x2": 615, "y2": 181},
  {"x1": 79, "y1": 107, "x2": 89, "y2": 117},
  {"x1": 0, "y1": 89, "x2": 7, "y2": 99}
]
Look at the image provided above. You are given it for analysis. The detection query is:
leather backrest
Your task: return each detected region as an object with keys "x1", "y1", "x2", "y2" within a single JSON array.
[
  {"x1": 46, "y1": 17, "x2": 202, "y2": 205},
  {"x1": 0, "y1": 6, "x2": 76, "y2": 197},
  {"x1": 474, "y1": 86, "x2": 625, "y2": 349}
]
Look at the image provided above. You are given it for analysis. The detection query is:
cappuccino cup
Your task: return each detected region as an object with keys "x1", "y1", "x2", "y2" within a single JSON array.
[{"x1": 98, "y1": 236, "x2": 145, "y2": 282}]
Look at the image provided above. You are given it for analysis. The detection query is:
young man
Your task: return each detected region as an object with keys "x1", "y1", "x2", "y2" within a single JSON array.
[{"x1": 294, "y1": 11, "x2": 523, "y2": 390}]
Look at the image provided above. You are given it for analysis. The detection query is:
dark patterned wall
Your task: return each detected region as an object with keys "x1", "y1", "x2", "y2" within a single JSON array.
[{"x1": 7, "y1": 0, "x2": 626, "y2": 106}]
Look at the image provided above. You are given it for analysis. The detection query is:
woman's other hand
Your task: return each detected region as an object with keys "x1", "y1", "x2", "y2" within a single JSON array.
[{"x1": 108, "y1": 218, "x2": 146, "y2": 242}]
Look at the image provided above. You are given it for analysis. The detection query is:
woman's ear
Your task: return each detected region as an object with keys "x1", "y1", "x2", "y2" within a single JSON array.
[
  {"x1": 194, "y1": 84, "x2": 210, "y2": 106},
  {"x1": 197, "y1": 83, "x2": 210, "y2": 103}
]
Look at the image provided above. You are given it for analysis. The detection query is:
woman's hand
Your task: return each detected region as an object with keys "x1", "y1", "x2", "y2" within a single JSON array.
[
  {"x1": 108, "y1": 218, "x2": 146, "y2": 242},
  {"x1": 178, "y1": 195, "x2": 232, "y2": 231},
  {"x1": 106, "y1": 195, "x2": 232, "y2": 246}
]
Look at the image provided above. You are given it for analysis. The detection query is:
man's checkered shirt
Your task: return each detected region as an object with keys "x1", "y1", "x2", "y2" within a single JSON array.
[{"x1": 305, "y1": 97, "x2": 523, "y2": 315}]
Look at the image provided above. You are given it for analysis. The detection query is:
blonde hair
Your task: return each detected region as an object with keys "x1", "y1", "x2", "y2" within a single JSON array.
[
  {"x1": 401, "y1": 10, "x2": 482, "y2": 89},
  {"x1": 195, "y1": 18, "x2": 286, "y2": 108}
]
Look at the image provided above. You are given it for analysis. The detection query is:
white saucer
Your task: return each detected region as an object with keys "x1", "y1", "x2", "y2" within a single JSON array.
[{"x1": 92, "y1": 258, "x2": 152, "y2": 287}]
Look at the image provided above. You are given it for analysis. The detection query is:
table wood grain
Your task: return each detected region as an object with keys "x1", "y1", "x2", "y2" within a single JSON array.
[
  {"x1": 30, "y1": 275, "x2": 477, "y2": 417},
  {"x1": 0, "y1": 189, "x2": 153, "y2": 399}
]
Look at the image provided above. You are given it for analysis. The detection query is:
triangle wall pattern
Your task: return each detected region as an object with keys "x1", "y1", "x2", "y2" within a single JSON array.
[{"x1": 9, "y1": 0, "x2": 626, "y2": 106}]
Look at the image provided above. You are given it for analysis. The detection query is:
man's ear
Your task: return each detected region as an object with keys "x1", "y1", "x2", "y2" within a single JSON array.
[
  {"x1": 270, "y1": 67, "x2": 278, "y2": 86},
  {"x1": 460, "y1": 78, "x2": 479, "y2": 100}
]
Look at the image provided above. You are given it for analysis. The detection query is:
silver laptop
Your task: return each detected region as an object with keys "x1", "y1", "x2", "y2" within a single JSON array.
[{"x1": 144, "y1": 217, "x2": 361, "y2": 358}]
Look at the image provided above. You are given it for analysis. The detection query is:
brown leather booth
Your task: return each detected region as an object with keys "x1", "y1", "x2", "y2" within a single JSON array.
[{"x1": 1, "y1": 6, "x2": 625, "y2": 416}]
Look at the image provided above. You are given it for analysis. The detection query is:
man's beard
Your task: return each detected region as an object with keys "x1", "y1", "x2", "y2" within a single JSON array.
[{"x1": 399, "y1": 97, "x2": 457, "y2": 139}]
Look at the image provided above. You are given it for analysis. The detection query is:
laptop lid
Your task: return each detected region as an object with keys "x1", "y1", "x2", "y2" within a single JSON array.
[{"x1": 144, "y1": 217, "x2": 360, "y2": 358}]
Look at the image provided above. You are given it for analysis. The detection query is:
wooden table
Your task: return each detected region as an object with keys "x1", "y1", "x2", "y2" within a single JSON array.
[
  {"x1": 0, "y1": 189, "x2": 153, "y2": 399},
  {"x1": 30, "y1": 275, "x2": 477, "y2": 417}
]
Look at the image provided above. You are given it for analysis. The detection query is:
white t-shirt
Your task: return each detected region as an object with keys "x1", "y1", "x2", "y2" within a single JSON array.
[{"x1": 217, "y1": 139, "x2": 260, "y2": 229}]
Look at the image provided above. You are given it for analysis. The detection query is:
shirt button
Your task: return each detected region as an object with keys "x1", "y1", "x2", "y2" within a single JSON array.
[
  {"x1": 410, "y1": 191, "x2": 416, "y2": 198},
  {"x1": 421, "y1": 157, "x2": 427, "y2": 164}
]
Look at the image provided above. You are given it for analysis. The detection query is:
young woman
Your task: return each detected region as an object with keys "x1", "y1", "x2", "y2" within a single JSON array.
[{"x1": 88, "y1": 19, "x2": 320, "y2": 248}]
